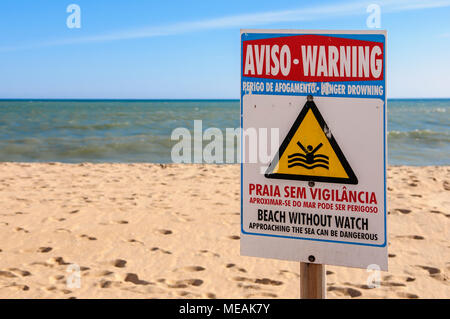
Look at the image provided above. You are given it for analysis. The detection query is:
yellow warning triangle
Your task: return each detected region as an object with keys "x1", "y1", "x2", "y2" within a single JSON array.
[{"x1": 265, "y1": 100, "x2": 358, "y2": 184}]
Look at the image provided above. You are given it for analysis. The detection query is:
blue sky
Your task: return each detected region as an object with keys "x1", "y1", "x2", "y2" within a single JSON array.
[{"x1": 0, "y1": 0, "x2": 449, "y2": 99}]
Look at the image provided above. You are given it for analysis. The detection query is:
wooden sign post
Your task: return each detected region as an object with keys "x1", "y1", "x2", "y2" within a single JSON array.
[{"x1": 300, "y1": 262, "x2": 326, "y2": 299}]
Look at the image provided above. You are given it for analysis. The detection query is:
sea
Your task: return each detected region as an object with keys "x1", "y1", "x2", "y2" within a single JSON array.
[{"x1": 0, "y1": 99, "x2": 448, "y2": 166}]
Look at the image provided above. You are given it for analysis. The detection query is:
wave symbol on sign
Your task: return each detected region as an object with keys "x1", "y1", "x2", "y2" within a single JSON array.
[{"x1": 287, "y1": 141, "x2": 329, "y2": 170}]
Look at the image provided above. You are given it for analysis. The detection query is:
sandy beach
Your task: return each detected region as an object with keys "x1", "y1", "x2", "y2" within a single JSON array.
[{"x1": 0, "y1": 163, "x2": 448, "y2": 299}]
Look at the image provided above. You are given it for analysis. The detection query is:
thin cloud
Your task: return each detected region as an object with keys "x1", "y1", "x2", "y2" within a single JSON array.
[{"x1": 1, "y1": 0, "x2": 449, "y2": 52}]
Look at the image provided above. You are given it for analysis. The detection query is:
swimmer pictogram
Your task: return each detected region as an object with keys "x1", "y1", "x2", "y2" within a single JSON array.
[
  {"x1": 265, "y1": 99, "x2": 358, "y2": 184},
  {"x1": 287, "y1": 141, "x2": 329, "y2": 170}
]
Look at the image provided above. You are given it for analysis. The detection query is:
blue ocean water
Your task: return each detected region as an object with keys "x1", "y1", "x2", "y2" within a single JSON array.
[{"x1": 0, "y1": 99, "x2": 448, "y2": 165}]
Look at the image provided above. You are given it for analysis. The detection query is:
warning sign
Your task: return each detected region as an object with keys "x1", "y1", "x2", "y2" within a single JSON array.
[
  {"x1": 265, "y1": 99, "x2": 358, "y2": 184},
  {"x1": 240, "y1": 30, "x2": 388, "y2": 271}
]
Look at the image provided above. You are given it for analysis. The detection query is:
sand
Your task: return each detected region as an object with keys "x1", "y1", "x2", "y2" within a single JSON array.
[{"x1": 0, "y1": 163, "x2": 448, "y2": 299}]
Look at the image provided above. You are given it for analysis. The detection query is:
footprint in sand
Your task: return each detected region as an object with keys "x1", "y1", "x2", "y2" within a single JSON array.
[
  {"x1": 429, "y1": 210, "x2": 450, "y2": 218},
  {"x1": 5, "y1": 283, "x2": 30, "y2": 291},
  {"x1": 396, "y1": 292, "x2": 419, "y2": 299},
  {"x1": 123, "y1": 273, "x2": 150, "y2": 285},
  {"x1": 150, "y1": 247, "x2": 172, "y2": 254},
  {"x1": 98, "y1": 279, "x2": 118, "y2": 288},
  {"x1": 14, "y1": 227, "x2": 29, "y2": 233},
  {"x1": 157, "y1": 278, "x2": 203, "y2": 288},
  {"x1": 43, "y1": 217, "x2": 66, "y2": 223},
  {"x1": 49, "y1": 275, "x2": 65, "y2": 284},
  {"x1": 37, "y1": 247, "x2": 53, "y2": 253},
  {"x1": 177, "y1": 291, "x2": 200, "y2": 298},
  {"x1": 8, "y1": 268, "x2": 31, "y2": 277},
  {"x1": 393, "y1": 208, "x2": 412, "y2": 214},
  {"x1": 30, "y1": 261, "x2": 53, "y2": 268},
  {"x1": 156, "y1": 229, "x2": 173, "y2": 235},
  {"x1": 226, "y1": 263, "x2": 247, "y2": 273},
  {"x1": 181, "y1": 279, "x2": 204, "y2": 287},
  {"x1": 60, "y1": 289, "x2": 72, "y2": 295},
  {"x1": 341, "y1": 283, "x2": 372, "y2": 290},
  {"x1": 175, "y1": 266, "x2": 205, "y2": 272},
  {"x1": 48, "y1": 256, "x2": 70, "y2": 266},
  {"x1": 279, "y1": 269, "x2": 300, "y2": 278},
  {"x1": 127, "y1": 239, "x2": 144, "y2": 245},
  {"x1": 237, "y1": 283, "x2": 261, "y2": 290},
  {"x1": 0, "y1": 270, "x2": 17, "y2": 278},
  {"x1": 95, "y1": 270, "x2": 114, "y2": 277},
  {"x1": 381, "y1": 281, "x2": 406, "y2": 287},
  {"x1": 233, "y1": 276, "x2": 283, "y2": 286},
  {"x1": 112, "y1": 259, "x2": 127, "y2": 268},
  {"x1": 79, "y1": 234, "x2": 97, "y2": 241},
  {"x1": 381, "y1": 273, "x2": 417, "y2": 286},
  {"x1": 197, "y1": 250, "x2": 220, "y2": 258},
  {"x1": 416, "y1": 265, "x2": 445, "y2": 281},
  {"x1": 254, "y1": 278, "x2": 283, "y2": 286},
  {"x1": 396, "y1": 235, "x2": 425, "y2": 240},
  {"x1": 327, "y1": 286, "x2": 362, "y2": 298}
]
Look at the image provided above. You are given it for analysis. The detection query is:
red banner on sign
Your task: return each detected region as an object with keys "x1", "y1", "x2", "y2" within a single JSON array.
[{"x1": 242, "y1": 35, "x2": 384, "y2": 82}]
